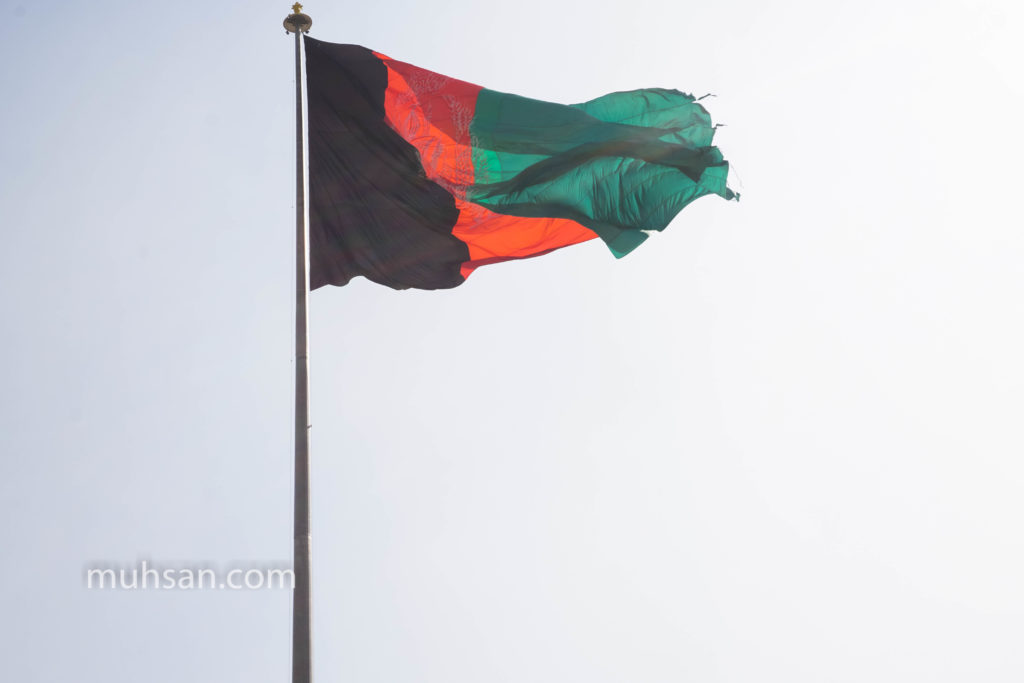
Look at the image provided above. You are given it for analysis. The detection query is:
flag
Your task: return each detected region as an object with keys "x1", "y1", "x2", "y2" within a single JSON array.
[{"x1": 305, "y1": 37, "x2": 737, "y2": 290}]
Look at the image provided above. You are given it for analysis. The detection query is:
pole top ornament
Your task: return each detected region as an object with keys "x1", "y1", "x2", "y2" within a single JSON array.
[{"x1": 284, "y1": 3, "x2": 312, "y2": 34}]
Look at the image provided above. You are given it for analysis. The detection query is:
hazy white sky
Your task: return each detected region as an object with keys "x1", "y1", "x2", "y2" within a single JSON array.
[{"x1": 2, "y1": 0, "x2": 1023, "y2": 681}]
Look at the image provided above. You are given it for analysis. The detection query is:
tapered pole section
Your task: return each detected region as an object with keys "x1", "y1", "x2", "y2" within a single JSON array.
[{"x1": 284, "y1": 5, "x2": 313, "y2": 683}]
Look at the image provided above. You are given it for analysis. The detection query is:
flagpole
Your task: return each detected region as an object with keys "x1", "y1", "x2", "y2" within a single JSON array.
[{"x1": 284, "y1": 4, "x2": 313, "y2": 683}]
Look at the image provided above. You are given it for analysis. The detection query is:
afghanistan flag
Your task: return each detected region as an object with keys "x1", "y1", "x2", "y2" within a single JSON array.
[{"x1": 305, "y1": 37, "x2": 737, "y2": 290}]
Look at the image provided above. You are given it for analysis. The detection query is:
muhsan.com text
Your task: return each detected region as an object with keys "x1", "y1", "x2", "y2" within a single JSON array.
[{"x1": 84, "y1": 561, "x2": 294, "y2": 590}]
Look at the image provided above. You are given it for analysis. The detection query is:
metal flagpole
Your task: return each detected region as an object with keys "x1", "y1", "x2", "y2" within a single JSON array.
[{"x1": 284, "y1": 4, "x2": 313, "y2": 683}]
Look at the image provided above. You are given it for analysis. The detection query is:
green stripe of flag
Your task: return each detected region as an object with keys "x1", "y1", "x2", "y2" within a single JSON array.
[{"x1": 468, "y1": 87, "x2": 736, "y2": 257}]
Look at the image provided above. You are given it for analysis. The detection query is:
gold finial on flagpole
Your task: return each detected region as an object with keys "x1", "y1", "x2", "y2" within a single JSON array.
[{"x1": 284, "y1": 3, "x2": 312, "y2": 33}]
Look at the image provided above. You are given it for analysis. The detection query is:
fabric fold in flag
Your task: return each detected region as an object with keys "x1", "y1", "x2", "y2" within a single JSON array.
[{"x1": 304, "y1": 37, "x2": 737, "y2": 290}]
